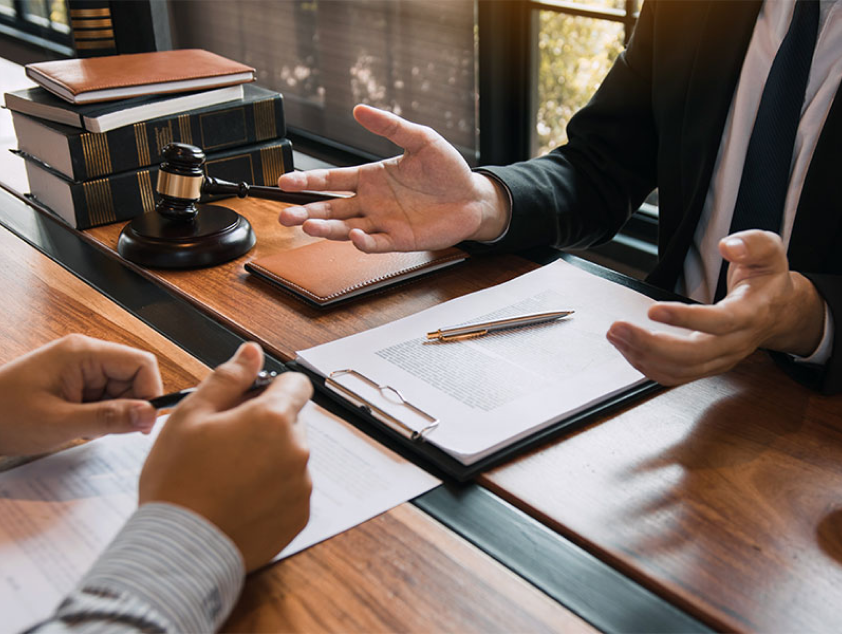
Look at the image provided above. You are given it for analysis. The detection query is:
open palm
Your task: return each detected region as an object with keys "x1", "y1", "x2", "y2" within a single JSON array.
[{"x1": 278, "y1": 105, "x2": 507, "y2": 252}]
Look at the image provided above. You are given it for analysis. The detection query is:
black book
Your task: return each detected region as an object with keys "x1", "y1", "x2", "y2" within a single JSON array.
[
  {"x1": 4, "y1": 83, "x2": 245, "y2": 133},
  {"x1": 10, "y1": 84, "x2": 286, "y2": 181},
  {"x1": 21, "y1": 137, "x2": 294, "y2": 230}
]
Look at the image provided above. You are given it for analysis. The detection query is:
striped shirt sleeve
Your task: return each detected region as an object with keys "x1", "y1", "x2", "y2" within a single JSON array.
[{"x1": 27, "y1": 502, "x2": 245, "y2": 634}]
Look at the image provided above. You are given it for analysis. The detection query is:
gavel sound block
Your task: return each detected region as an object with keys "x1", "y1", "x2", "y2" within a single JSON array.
[{"x1": 117, "y1": 143, "x2": 332, "y2": 269}]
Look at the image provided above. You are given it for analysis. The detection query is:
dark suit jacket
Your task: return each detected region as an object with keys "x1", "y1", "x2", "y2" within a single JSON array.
[{"x1": 481, "y1": 0, "x2": 842, "y2": 393}]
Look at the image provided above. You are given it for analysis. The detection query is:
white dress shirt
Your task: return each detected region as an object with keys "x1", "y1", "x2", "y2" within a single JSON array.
[
  {"x1": 679, "y1": 0, "x2": 842, "y2": 361},
  {"x1": 29, "y1": 503, "x2": 244, "y2": 634}
]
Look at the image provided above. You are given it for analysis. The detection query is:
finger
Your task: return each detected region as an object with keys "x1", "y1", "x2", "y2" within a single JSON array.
[
  {"x1": 607, "y1": 322, "x2": 740, "y2": 372},
  {"x1": 349, "y1": 228, "x2": 397, "y2": 253},
  {"x1": 253, "y1": 371, "x2": 313, "y2": 419},
  {"x1": 720, "y1": 230, "x2": 786, "y2": 270},
  {"x1": 278, "y1": 205, "x2": 310, "y2": 227},
  {"x1": 221, "y1": 373, "x2": 313, "y2": 452},
  {"x1": 279, "y1": 198, "x2": 361, "y2": 225},
  {"x1": 60, "y1": 398, "x2": 158, "y2": 439},
  {"x1": 607, "y1": 319, "x2": 756, "y2": 384},
  {"x1": 82, "y1": 377, "x2": 136, "y2": 402},
  {"x1": 607, "y1": 324, "x2": 724, "y2": 384},
  {"x1": 178, "y1": 343, "x2": 263, "y2": 416},
  {"x1": 72, "y1": 338, "x2": 163, "y2": 400},
  {"x1": 648, "y1": 301, "x2": 747, "y2": 336},
  {"x1": 353, "y1": 104, "x2": 435, "y2": 154},
  {"x1": 302, "y1": 218, "x2": 354, "y2": 241},
  {"x1": 278, "y1": 166, "x2": 361, "y2": 193},
  {"x1": 611, "y1": 336, "x2": 746, "y2": 386},
  {"x1": 719, "y1": 231, "x2": 789, "y2": 295}
]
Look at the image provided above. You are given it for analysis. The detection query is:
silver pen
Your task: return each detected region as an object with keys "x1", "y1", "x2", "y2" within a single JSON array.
[{"x1": 426, "y1": 310, "x2": 574, "y2": 342}]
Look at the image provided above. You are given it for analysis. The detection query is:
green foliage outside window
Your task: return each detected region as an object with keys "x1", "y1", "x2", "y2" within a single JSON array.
[{"x1": 535, "y1": 11, "x2": 625, "y2": 156}]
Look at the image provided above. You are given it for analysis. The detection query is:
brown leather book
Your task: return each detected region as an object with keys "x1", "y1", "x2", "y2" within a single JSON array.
[
  {"x1": 25, "y1": 49, "x2": 255, "y2": 104},
  {"x1": 245, "y1": 240, "x2": 469, "y2": 306}
]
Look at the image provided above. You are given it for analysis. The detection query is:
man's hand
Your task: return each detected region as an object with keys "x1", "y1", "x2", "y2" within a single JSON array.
[
  {"x1": 0, "y1": 334, "x2": 162, "y2": 455},
  {"x1": 139, "y1": 343, "x2": 313, "y2": 572},
  {"x1": 277, "y1": 104, "x2": 510, "y2": 253},
  {"x1": 606, "y1": 230, "x2": 825, "y2": 386}
]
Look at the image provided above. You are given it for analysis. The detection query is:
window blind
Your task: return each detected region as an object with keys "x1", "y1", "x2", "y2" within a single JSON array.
[{"x1": 169, "y1": 0, "x2": 478, "y2": 163}]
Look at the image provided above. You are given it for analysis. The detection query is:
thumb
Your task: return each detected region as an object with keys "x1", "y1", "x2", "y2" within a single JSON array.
[
  {"x1": 719, "y1": 230, "x2": 787, "y2": 285},
  {"x1": 60, "y1": 398, "x2": 158, "y2": 439},
  {"x1": 178, "y1": 342, "x2": 263, "y2": 416}
]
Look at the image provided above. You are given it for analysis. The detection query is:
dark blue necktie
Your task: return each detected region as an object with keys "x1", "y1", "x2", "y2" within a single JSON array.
[{"x1": 714, "y1": 0, "x2": 819, "y2": 301}]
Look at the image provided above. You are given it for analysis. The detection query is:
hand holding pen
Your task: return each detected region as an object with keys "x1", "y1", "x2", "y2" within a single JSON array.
[
  {"x1": 426, "y1": 310, "x2": 574, "y2": 342},
  {"x1": 149, "y1": 369, "x2": 278, "y2": 410},
  {"x1": 140, "y1": 342, "x2": 314, "y2": 572}
]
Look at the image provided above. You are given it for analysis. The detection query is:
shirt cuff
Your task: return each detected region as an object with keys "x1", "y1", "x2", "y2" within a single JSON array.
[
  {"x1": 53, "y1": 502, "x2": 245, "y2": 633},
  {"x1": 793, "y1": 301, "x2": 834, "y2": 365},
  {"x1": 472, "y1": 169, "x2": 513, "y2": 245}
]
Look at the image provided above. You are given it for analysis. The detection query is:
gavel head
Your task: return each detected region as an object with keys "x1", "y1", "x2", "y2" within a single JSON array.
[{"x1": 155, "y1": 143, "x2": 206, "y2": 220}]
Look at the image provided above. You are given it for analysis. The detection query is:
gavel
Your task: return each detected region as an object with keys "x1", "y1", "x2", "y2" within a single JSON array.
[{"x1": 117, "y1": 142, "x2": 333, "y2": 269}]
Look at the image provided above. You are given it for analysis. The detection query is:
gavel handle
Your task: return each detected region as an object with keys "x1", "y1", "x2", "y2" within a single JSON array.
[{"x1": 203, "y1": 176, "x2": 341, "y2": 204}]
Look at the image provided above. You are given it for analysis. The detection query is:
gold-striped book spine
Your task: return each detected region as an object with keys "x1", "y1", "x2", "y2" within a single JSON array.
[
  {"x1": 261, "y1": 146, "x2": 287, "y2": 186},
  {"x1": 82, "y1": 179, "x2": 116, "y2": 226},
  {"x1": 81, "y1": 133, "x2": 113, "y2": 179},
  {"x1": 137, "y1": 170, "x2": 156, "y2": 214},
  {"x1": 254, "y1": 99, "x2": 277, "y2": 141}
]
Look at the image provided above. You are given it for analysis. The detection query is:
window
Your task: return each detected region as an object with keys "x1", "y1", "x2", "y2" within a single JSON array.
[
  {"x1": 166, "y1": 0, "x2": 654, "y2": 271},
  {"x1": 0, "y1": 0, "x2": 72, "y2": 54},
  {"x1": 537, "y1": 2, "x2": 655, "y2": 273},
  {"x1": 1, "y1": 0, "x2": 655, "y2": 271},
  {"x1": 168, "y1": 0, "x2": 478, "y2": 165},
  {"x1": 534, "y1": 1, "x2": 634, "y2": 156}
]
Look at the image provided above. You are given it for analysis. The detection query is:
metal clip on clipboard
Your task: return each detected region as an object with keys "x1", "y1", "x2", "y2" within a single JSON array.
[{"x1": 326, "y1": 369, "x2": 439, "y2": 441}]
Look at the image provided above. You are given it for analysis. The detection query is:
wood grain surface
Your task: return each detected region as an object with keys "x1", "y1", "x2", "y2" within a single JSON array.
[
  {"x1": 86, "y1": 198, "x2": 538, "y2": 360},
  {"x1": 0, "y1": 225, "x2": 207, "y2": 388},
  {"x1": 228, "y1": 503, "x2": 596, "y2": 634},
  {"x1": 0, "y1": 224, "x2": 589, "y2": 632},
  {"x1": 87, "y1": 199, "x2": 842, "y2": 632},
  {"x1": 484, "y1": 352, "x2": 842, "y2": 632}
]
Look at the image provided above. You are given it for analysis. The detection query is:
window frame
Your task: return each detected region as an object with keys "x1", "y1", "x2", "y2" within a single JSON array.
[
  {"x1": 477, "y1": 0, "x2": 639, "y2": 166},
  {"x1": 0, "y1": 0, "x2": 73, "y2": 57},
  {"x1": 477, "y1": 0, "x2": 655, "y2": 275}
]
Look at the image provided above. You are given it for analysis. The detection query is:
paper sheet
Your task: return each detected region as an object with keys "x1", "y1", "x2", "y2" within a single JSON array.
[
  {"x1": 297, "y1": 259, "x2": 688, "y2": 464},
  {"x1": 0, "y1": 403, "x2": 439, "y2": 632}
]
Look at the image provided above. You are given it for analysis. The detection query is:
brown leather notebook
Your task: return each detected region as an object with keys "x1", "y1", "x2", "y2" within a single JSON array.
[
  {"x1": 25, "y1": 50, "x2": 255, "y2": 104},
  {"x1": 245, "y1": 241, "x2": 468, "y2": 306}
]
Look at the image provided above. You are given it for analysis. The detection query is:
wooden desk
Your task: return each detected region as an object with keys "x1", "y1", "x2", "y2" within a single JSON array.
[
  {"x1": 483, "y1": 351, "x2": 842, "y2": 632},
  {"x1": 5, "y1": 50, "x2": 840, "y2": 633},
  {"x1": 80, "y1": 200, "x2": 842, "y2": 633},
  {"x1": 0, "y1": 222, "x2": 589, "y2": 632},
  {"x1": 86, "y1": 198, "x2": 538, "y2": 360}
]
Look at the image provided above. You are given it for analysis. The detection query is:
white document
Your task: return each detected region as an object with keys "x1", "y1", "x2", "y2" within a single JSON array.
[
  {"x1": 0, "y1": 403, "x2": 439, "y2": 632},
  {"x1": 297, "y1": 259, "x2": 687, "y2": 465}
]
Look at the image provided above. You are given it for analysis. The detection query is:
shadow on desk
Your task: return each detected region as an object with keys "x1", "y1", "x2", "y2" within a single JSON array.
[
  {"x1": 484, "y1": 351, "x2": 842, "y2": 632},
  {"x1": 817, "y1": 508, "x2": 842, "y2": 565}
]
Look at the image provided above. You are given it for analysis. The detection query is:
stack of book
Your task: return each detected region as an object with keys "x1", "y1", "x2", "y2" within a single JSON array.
[{"x1": 4, "y1": 49, "x2": 294, "y2": 229}]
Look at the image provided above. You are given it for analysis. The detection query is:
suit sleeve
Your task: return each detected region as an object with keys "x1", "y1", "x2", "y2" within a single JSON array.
[{"x1": 476, "y1": 0, "x2": 660, "y2": 254}]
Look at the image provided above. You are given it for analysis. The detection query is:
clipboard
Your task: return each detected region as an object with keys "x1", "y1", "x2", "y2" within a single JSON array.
[{"x1": 293, "y1": 253, "x2": 689, "y2": 482}]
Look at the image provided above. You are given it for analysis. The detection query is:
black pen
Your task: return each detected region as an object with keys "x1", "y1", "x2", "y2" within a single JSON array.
[{"x1": 149, "y1": 370, "x2": 278, "y2": 410}]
